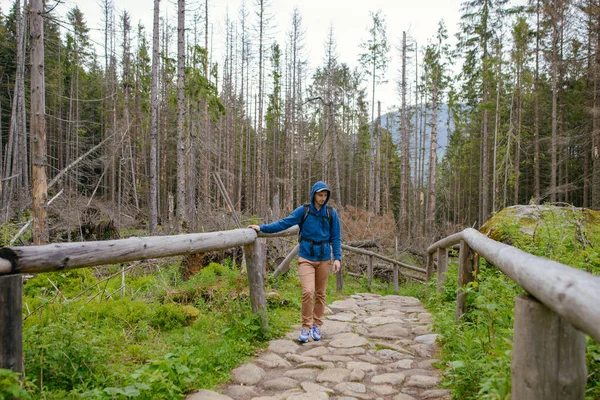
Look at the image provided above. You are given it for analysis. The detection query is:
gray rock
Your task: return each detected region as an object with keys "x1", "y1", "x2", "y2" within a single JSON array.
[
  {"x1": 285, "y1": 353, "x2": 317, "y2": 363},
  {"x1": 375, "y1": 349, "x2": 406, "y2": 361},
  {"x1": 261, "y1": 377, "x2": 299, "y2": 390},
  {"x1": 322, "y1": 320, "x2": 353, "y2": 335},
  {"x1": 357, "y1": 354, "x2": 382, "y2": 364},
  {"x1": 334, "y1": 382, "x2": 367, "y2": 393},
  {"x1": 329, "y1": 333, "x2": 368, "y2": 348},
  {"x1": 349, "y1": 368, "x2": 365, "y2": 381},
  {"x1": 332, "y1": 347, "x2": 367, "y2": 355},
  {"x1": 321, "y1": 355, "x2": 353, "y2": 362},
  {"x1": 371, "y1": 385, "x2": 399, "y2": 395},
  {"x1": 370, "y1": 372, "x2": 406, "y2": 385},
  {"x1": 302, "y1": 346, "x2": 330, "y2": 357},
  {"x1": 421, "y1": 389, "x2": 452, "y2": 399},
  {"x1": 186, "y1": 390, "x2": 232, "y2": 400},
  {"x1": 297, "y1": 361, "x2": 335, "y2": 369},
  {"x1": 268, "y1": 340, "x2": 300, "y2": 355},
  {"x1": 301, "y1": 381, "x2": 334, "y2": 393},
  {"x1": 346, "y1": 361, "x2": 378, "y2": 372},
  {"x1": 411, "y1": 343, "x2": 435, "y2": 358},
  {"x1": 363, "y1": 316, "x2": 405, "y2": 325},
  {"x1": 327, "y1": 313, "x2": 355, "y2": 322},
  {"x1": 415, "y1": 334, "x2": 438, "y2": 345},
  {"x1": 405, "y1": 375, "x2": 442, "y2": 388},
  {"x1": 230, "y1": 363, "x2": 265, "y2": 385},
  {"x1": 256, "y1": 352, "x2": 292, "y2": 369},
  {"x1": 316, "y1": 368, "x2": 351, "y2": 383},
  {"x1": 283, "y1": 368, "x2": 320, "y2": 381},
  {"x1": 388, "y1": 359, "x2": 415, "y2": 369},
  {"x1": 412, "y1": 325, "x2": 431, "y2": 335},
  {"x1": 392, "y1": 393, "x2": 417, "y2": 400},
  {"x1": 329, "y1": 299, "x2": 359, "y2": 312},
  {"x1": 287, "y1": 392, "x2": 329, "y2": 400},
  {"x1": 226, "y1": 385, "x2": 259, "y2": 398}
]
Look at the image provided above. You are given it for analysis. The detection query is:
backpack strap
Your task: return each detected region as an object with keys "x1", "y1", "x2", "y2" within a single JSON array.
[{"x1": 298, "y1": 203, "x2": 310, "y2": 236}]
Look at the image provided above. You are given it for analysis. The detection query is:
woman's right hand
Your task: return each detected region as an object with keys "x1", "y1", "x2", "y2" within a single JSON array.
[{"x1": 248, "y1": 225, "x2": 260, "y2": 232}]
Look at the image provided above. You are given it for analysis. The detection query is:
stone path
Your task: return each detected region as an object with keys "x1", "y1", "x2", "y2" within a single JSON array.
[{"x1": 187, "y1": 293, "x2": 450, "y2": 400}]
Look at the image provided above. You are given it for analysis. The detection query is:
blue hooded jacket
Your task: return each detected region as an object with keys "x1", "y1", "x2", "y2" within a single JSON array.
[{"x1": 259, "y1": 181, "x2": 342, "y2": 262}]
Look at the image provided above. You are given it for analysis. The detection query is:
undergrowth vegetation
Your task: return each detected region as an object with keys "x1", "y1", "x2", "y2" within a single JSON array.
[
  {"x1": 1, "y1": 256, "x2": 390, "y2": 399},
  {"x1": 419, "y1": 206, "x2": 600, "y2": 400}
]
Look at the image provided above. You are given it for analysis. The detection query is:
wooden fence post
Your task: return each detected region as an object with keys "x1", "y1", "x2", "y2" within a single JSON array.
[
  {"x1": 512, "y1": 294, "x2": 587, "y2": 400},
  {"x1": 244, "y1": 238, "x2": 268, "y2": 330},
  {"x1": 426, "y1": 252, "x2": 434, "y2": 280},
  {"x1": 0, "y1": 275, "x2": 23, "y2": 372},
  {"x1": 436, "y1": 247, "x2": 448, "y2": 293},
  {"x1": 393, "y1": 265, "x2": 399, "y2": 295},
  {"x1": 455, "y1": 240, "x2": 474, "y2": 320},
  {"x1": 367, "y1": 255, "x2": 373, "y2": 289}
]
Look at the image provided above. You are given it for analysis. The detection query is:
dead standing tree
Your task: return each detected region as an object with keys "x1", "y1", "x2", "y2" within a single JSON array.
[{"x1": 30, "y1": 0, "x2": 48, "y2": 245}]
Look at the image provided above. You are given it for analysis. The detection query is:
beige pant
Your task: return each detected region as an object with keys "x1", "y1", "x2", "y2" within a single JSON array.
[{"x1": 298, "y1": 257, "x2": 331, "y2": 329}]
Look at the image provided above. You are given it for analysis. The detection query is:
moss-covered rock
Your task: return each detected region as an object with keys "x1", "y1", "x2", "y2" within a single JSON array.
[
  {"x1": 480, "y1": 204, "x2": 600, "y2": 243},
  {"x1": 479, "y1": 204, "x2": 600, "y2": 274}
]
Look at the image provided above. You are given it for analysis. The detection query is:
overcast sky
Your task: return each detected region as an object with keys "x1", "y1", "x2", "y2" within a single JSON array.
[{"x1": 3, "y1": 0, "x2": 469, "y2": 110}]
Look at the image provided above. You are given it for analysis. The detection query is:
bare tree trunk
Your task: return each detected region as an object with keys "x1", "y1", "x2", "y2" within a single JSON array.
[
  {"x1": 31, "y1": 0, "x2": 48, "y2": 244},
  {"x1": 399, "y1": 31, "x2": 409, "y2": 234},
  {"x1": 375, "y1": 101, "x2": 381, "y2": 214},
  {"x1": 593, "y1": 2, "x2": 600, "y2": 208},
  {"x1": 149, "y1": 0, "x2": 160, "y2": 232},
  {"x1": 534, "y1": 0, "x2": 541, "y2": 203},
  {"x1": 550, "y1": 12, "x2": 559, "y2": 203},
  {"x1": 427, "y1": 82, "x2": 438, "y2": 235},
  {"x1": 177, "y1": 0, "x2": 186, "y2": 230}
]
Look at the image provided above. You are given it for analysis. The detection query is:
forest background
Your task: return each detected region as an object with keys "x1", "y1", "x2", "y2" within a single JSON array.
[{"x1": 0, "y1": 0, "x2": 599, "y2": 246}]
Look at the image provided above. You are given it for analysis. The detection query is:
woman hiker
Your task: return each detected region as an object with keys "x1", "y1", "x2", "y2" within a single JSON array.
[{"x1": 248, "y1": 181, "x2": 342, "y2": 343}]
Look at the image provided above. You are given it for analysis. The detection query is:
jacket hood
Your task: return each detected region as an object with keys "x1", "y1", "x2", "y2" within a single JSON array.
[{"x1": 310, "y1": 181, "x2": 331, "y2": 207}]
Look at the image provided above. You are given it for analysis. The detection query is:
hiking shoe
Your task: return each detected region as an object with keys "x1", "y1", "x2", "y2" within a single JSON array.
[
  {"x1": 311, "y1": 326, "x2": 322, "y2": 341},
  {"x1": 298, "y1": 328, "x2": 310, "y2": 343}
]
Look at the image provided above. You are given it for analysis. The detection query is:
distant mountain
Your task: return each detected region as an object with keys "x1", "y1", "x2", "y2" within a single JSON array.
[{"x1": 378, "y1": 103, "x2": 452, "y2": 158}]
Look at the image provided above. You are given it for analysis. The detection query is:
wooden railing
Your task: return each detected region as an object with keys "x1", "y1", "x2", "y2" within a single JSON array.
[
  {"x1": 0, "y1": 225, "x2": 422, "y2": 374},
  {"x1": 427, "y1": 228, "x2": 600, "y2": 400}
]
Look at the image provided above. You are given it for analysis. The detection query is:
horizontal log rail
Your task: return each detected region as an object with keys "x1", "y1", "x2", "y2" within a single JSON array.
[{"x1": 427, "y1": 227, "x2": 600, "y2": 399}]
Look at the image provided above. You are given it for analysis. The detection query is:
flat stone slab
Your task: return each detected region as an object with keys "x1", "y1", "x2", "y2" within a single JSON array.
[
  {"x1": 256, "y1": 352, "x2": 292, "y2": 369},
  {"x1": 262, "y1": 377, "x2": 299, "y2": 390},
  {"x1": 371, "y1": 372, "x2": 406, "y2": 385},
  {"x1": 301, "y1": 381, "x2": 334, "y2": 393},
  {"x1": 371, "y1": 384, "x2": 399, "y2": 395},
  {"x1": 226, "y1": 385, "x2": 259, "y2": 398},
  {"x1": 363, "y1": 316, "x2": 405, "y2": 325},
  {"x1": 287, "y1": 392, "x2": 329, "y2": 400},
  {"x1": 327, "y1": 313, "x2": 355, "y2": 322},
  {"x1": 334, "y1": 382, "x2": 367, "y2": 393},
  {"x1": 405, "y1": 375, "x2": 442, "y2": 388},
  {"x1": 329, "y1": 333, "x2": 368, "y2": 348},
  {"x1": 230, "y1": 363, "x2": 265, "y2": 385},
  {"x1": 302, "y1": 346, "x2": 330, "y2": 357},
  {"x1": 283, "y1": 368, "x2": 320, "y2": 380},
  {"x1": 268, "y1": 340, "x2": 300, "y2": 355},
  {"x1": 186, "y1": 390, "x2": 232, "y2": 400},
  {"x1": 415, "y1": 334, "x2": 439, "y2": 345},
  {"x1": 316, "y1": 368, "x2": 351, "y2": 383},
  {"x1": 421, "y1": 389, "x2": 452, "y2": 399}
]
